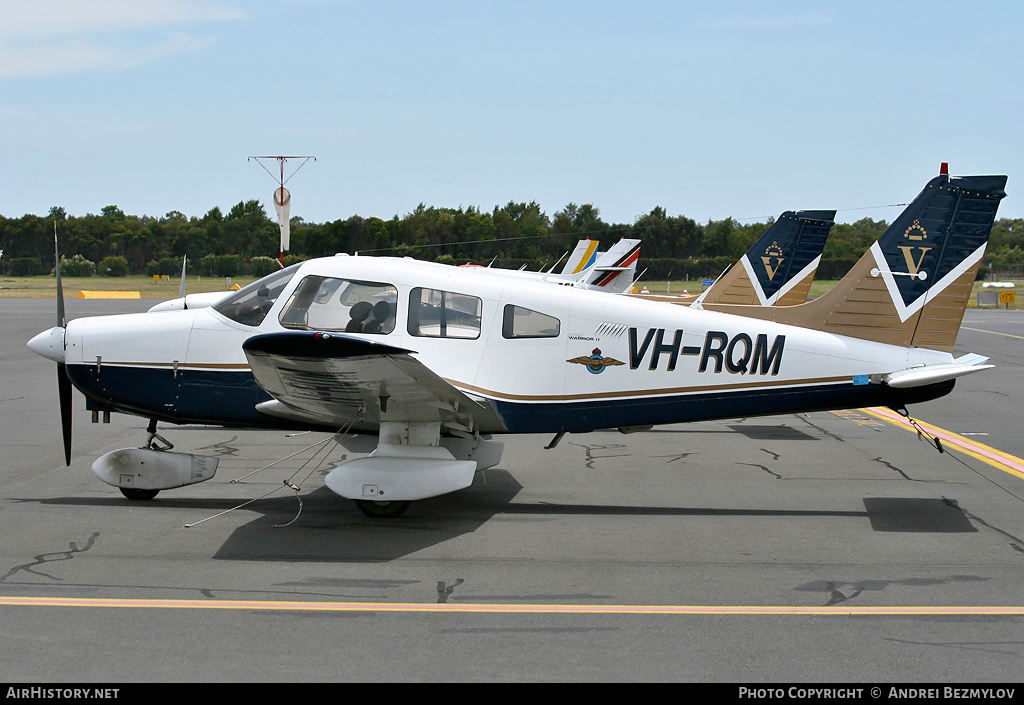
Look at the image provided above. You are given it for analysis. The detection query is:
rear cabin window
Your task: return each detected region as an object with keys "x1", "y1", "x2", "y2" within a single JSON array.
[
  {"x1": 502, "y1": 305, "x2": 561, "y2": 339},
  {"x1": 279, "y1": 276, "x2": 397, "y2": 334},
  {"x1": 408, "y1": 287, "x2": 482, "y2": 339}
]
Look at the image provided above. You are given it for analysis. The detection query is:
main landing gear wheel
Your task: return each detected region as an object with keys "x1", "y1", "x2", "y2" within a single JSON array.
[
  {"x1": 120, "y1": 488, "x2": 159, "y2": 501},
  {"x1": 354, "y1": 499, "x2": 411, "y2": 518}
]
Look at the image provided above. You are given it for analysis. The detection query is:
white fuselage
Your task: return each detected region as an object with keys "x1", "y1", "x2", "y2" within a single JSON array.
[{"x1": 58, "y1": 256, "x2": 955, "y2": 433}]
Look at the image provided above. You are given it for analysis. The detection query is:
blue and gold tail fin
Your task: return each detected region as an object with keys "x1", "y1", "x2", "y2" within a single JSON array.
[
  {"x1": 693, "y1": 209, "x2": 835, "y2": 307},
  {"x1": 703, "y1": 168, "x2": 1007, "y2": 352}
]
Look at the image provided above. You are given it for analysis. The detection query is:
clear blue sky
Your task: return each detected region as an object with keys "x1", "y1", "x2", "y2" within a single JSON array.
[{"x1": 2, "y1": 0, "x2": 1021, "y2": 227}]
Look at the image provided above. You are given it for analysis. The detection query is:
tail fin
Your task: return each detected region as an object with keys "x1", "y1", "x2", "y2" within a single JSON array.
[
  {"x1": 703, "y1": 172, "x2": 1007, "y2": 351},
  {"x1": 560, "y1": 239, "x2": 600, "y2": 275},
  {"x1": 578, "y1": 238, "x2": 641, "y2": 292},
  {"x1": 693, "y1": 210, "x2": 835, "y2": 307}
]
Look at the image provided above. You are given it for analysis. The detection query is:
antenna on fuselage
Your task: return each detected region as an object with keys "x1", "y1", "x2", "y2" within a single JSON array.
[
  {"x1": 621, "y1": 267, "x2": 648, "y2": 294},
  {"x1": 249, "y1": 155, "x2": 316, "y2": 266},
  {"x1": 178, "y1": 256, "x2": 187, "y2": 299},
  {"x1": 542, "y1": 251, "x2": 570, "y2": 281}
]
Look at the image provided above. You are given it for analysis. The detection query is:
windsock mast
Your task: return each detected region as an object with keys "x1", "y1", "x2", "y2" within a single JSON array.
[{"x1": 249, "y1": 155, "x2": 316, "y2": 265}]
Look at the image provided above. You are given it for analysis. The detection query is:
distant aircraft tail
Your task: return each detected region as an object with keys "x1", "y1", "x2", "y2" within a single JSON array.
[
  {"x1": 703, "y1": 170, "x2": 1007, "y2": 352},
  {"x1": 577, "y1": 238, "x2": 641, "y2": 293},
  {"x1": 560, "y1": 239, "x2": 600, "y2": 276},
  {"x1": 693, "y1": 209, "x2": 835, "y2": 307}
]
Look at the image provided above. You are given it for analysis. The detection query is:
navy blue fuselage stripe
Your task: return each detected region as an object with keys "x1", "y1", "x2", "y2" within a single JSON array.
[
  {"x1": 67, "y1": 363, "x2": 955, "y2": 434},
  {"x1": 69, "y1": 365, "x2": 271, "y2": 426},
  {"x1": 492, "y1": 379, "x2": 953, "y2": 433}
]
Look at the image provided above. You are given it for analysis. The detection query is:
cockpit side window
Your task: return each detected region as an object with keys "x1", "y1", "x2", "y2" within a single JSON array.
[
  {"x1": 279, "y1": 276, "x2": 397, "y2": 334},
  {"x1": 212, "y1": 264, "x2": 299, "y2": 327},
  {"x1": 408, "y1": 287, "x2": 482, "y2": 339},
  {"x1": 502, "y1": 305, "x2": 561, "y2": 339}
]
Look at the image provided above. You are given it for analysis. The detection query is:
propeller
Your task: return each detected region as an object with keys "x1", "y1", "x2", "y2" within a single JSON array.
[
  {"x1": 57, "y1": 356, "x2": 72, "y2": 465},
  {"x1": 54, "y1": 230, "x2": 72, "y2": 465}
]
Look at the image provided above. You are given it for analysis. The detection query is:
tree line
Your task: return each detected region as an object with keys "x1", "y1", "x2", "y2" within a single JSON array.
[{"x1": 2, "y1": 200, "x2": 1022, "y2": 279}]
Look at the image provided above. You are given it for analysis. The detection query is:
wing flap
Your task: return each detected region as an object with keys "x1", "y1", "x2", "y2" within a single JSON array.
[{"x1": 242, "y1": 332, "x2": 497, "y2": 430}]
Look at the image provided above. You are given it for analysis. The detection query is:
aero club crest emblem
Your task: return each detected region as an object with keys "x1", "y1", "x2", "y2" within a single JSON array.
[{"x1": 567, "y1": 348, "x2": 625, "y2": 374}]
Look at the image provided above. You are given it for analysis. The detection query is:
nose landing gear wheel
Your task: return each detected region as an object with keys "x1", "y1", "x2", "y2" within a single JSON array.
[
  {"x1": 354, "y1": 499, "x2": 411, "y2": 518},
  {"x1": 120, "y1": 488, "x2": 160, "y2": 501}
]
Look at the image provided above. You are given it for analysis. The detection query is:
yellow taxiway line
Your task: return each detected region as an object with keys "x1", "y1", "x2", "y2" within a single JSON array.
[
  {"x1": 960, "y1": 326, "x2": 1024, "y2": 341},
  {"x1": 861, "y1": 407, "x2": 1024, "y2": 481},
  {"x1": 1, "y1": 596, "x2": 1023, "y2": 615},
  {"x1": 4, "y1": 399, "x2": 1020, "y2": 619}
]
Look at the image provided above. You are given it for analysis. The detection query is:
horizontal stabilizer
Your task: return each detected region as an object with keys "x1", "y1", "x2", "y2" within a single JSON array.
[{"x1": 884, "y1": 356, "x2": 993, "y2": 389}]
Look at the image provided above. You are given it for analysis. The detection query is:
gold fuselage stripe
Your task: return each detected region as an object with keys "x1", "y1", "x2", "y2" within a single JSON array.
[
  {"x1": 78, "y1": 361, "x2": 251, "y2": 370},
  {"x1": 450, "y1": 376, "x2": 851, "y2": 402}
]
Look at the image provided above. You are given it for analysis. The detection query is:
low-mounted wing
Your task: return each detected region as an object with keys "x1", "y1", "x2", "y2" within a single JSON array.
[{"x1": 242, "y1": 331, "x2": 499, "y2": 432}]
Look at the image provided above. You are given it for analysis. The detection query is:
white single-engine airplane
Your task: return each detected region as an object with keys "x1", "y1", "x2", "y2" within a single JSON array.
[{"x1": 28, "y1": 169, "x2": 1005, "y2": 517}]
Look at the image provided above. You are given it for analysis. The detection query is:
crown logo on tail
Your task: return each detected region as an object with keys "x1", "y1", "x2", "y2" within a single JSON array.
[
  {"x1": 904, "y1": 220, "x2": 928, "y2": 241},
  {"x1": 761, "y1": 241, "x2": 786, "y2": 281}
]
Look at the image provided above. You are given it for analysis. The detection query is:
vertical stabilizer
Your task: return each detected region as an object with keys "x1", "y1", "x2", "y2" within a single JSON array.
[
  {"x1": 560, "y1": 239, "x2": 600, "y2": 275},
  {"x1": 694, "y1": 210, "x2": 835, "y2": 307},
  {"x1": 703, "y1": 172, "x2": 1007, "y2": 352},
  {"x1": 579, "y1": 238, "x2": 641, "y2": 292}
]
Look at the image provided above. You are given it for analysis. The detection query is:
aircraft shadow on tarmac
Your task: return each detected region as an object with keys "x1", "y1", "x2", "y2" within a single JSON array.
[
  {"x1": 25, "y1": 469, "x2": 977, "y2": 562},
  {"x1": 640, "y1": 424, "x2": 819, "y2": 440}
]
